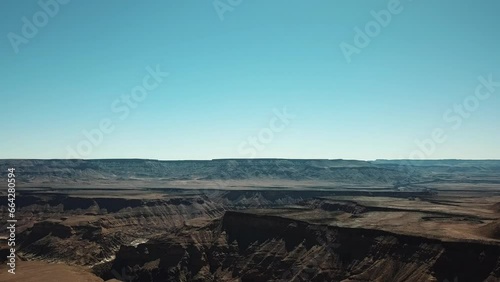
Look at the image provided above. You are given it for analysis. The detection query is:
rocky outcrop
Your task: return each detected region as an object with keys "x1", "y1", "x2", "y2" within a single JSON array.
[
  {"x1": 22, "y1": 221, "x2": 73, "y2": 241},
  {"x1": 96, "y1": 211, "x2": 500, "y2": 282},
  {"x1": 14, "y1": 195, "x2": 225, "y2": 265}
]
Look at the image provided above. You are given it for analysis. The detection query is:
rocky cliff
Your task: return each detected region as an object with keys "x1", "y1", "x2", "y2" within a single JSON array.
[{"x1": 95, "y1": 211, "x2": 500, "y2": 282}]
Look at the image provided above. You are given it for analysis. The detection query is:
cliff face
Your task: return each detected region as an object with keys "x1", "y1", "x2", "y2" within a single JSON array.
[
  {"x1": 97, "y1": 211, "x2": 500, "y2": 282},
  {"x1": 2, "y1": 159, "x2": 499, "y2": 282},
  {"x1": 14, "y1": 195, "x2": 225, "y2": 265}
]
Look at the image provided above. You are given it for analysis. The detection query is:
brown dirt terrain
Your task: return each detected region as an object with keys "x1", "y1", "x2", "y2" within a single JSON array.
[
  {"x1": 0, "y1": 260, "x2": 103, "y2": 282},
  {"x1": 1, "y1": 159, "x2": 500, "y2": 281}
]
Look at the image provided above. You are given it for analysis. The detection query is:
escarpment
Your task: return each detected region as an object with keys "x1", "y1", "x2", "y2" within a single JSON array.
[
  {"x1": 12, "y1": 195, "x2": 225, "y2": 265},
  {"x1": 2, "y1": 159, "x2": 500, "y2": 282},
  {"x1": 93, "y1": 211, "x2": 500, "y2": 282}
]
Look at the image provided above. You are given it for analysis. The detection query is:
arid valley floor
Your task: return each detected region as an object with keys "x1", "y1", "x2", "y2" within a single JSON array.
[{"x1": 1, "y1": 159, "x2": 500, "y2": 281}]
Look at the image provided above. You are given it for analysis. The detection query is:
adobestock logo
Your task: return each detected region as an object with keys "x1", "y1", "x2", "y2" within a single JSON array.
[
  {"x1": 237, "y1": 107, "x2": 295, "y2": 158},
  {"x1": 443, "y1": 74, "x2": 500, "y2": 130},
  {"x1": 339, "y1": 0, "x2": 409, "y2": 63},
  {"x1": 7, "y1": 0, "x2": 70, "y2": 54},
  {"x1": 65, "y1": 65, "x2": 169, "y2": 159},
  {"x1": 399, "y1": 73, "x2": 498, "y2": 166},
  {"x1": 213, "y1": 0, "x2": 243, "y2": 21}
]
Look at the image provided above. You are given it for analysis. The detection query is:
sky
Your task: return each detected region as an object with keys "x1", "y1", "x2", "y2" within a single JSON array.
[{"x1": 0, "y1": 0, "x2": 499, "y2": 160}]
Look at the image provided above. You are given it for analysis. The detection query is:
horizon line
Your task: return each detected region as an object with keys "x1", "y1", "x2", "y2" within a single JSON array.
[{"x1": 1, "y1": 158, "x2": 500, "y2": 161}]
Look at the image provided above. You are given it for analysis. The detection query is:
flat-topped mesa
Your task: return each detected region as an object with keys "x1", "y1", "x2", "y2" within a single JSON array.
[
  {"x1": 0, "y1": 159, "x2": 421, "y2": 187},
  {"x1": 4, "y1": 158, "x2": 500, "y2": 189},
  {"x1": 23, "y1": 221, "x2": 74, "y2": 241}
]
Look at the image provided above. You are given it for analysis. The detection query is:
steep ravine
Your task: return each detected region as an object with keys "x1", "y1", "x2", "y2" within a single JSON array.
[
  {"x1": 14, "y1": 196, "x2": 225, "y2": 265},
  {"x1": 96, "y1": 211, "x2": 500, "y2": 282}
]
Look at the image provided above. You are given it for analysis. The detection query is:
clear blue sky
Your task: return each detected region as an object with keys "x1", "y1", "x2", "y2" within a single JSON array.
[{"x1": 1, "y1": 0, "x2": 499, "y2": 160}]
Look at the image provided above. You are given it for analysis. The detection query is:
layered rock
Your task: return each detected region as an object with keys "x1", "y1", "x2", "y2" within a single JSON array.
[{"x1": 96, "y1": 211, "x2": 500, "y2": 282}]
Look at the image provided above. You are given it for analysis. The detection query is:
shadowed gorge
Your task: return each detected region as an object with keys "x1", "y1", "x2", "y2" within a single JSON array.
[{"x1": 1, "y1": 159, "x2": 500, "y2": 281}]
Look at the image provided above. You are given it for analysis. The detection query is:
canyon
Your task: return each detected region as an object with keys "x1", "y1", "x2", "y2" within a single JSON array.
[{"x1": 1, "y1": 159, "x2": 500, "y2": 281}]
